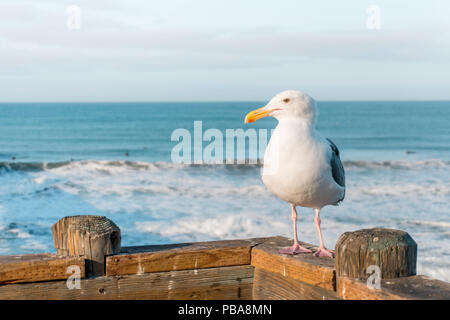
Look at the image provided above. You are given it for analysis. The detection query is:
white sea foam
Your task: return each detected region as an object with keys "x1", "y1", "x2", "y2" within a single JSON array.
[
  {"x1": 32, "y1": 177, "x2": 46, "y2": 184},
  {"x1": 417, "y1": 267, "x2": 450, "y2": 283},
  {"x1": 405, "y1": 220, "x2": 450, "y2": 230},
  {"x1": 2, "y1": 158, "x2": 449, "y2": 175},
  {"x1": 7, "y1": 228, "x2": 31, "y2": 239},
  {"x1": 350, "y1": 183, "x2": 450, "y2": 197},
  {"x1": 343, "y1": 159, "x2": 450, "y2": 170},
  {"x1": 19, "y1": 240, "x2": 48, "y2": 251},
  {"x1": 0, "y1": 159, "x2": 449, "y2": 282},
  {"x1": 136, "y1": 215, "x2": 288, "y2": 242}
]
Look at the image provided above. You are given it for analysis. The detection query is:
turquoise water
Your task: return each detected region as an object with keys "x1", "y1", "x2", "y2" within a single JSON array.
[
  {"x1": 0, "y1": 101, "x2": 449, "y2": 281},
  {"x1": 1, "y1": 101, "x2": 449, "y2": 162}
]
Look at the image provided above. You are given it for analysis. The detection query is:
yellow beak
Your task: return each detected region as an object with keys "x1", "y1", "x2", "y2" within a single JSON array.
[{"x1": 244, "y1": 106, "x2": 272, "y2": 123}]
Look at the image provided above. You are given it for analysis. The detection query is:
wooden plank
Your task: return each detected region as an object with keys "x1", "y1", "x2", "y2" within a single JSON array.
[
  {"x1": 253, "y1": 268, "x2": 340, "y2": 300},
  {"x1": 251, "y1": 237, "x2": 336, "y2": 291},
  {"x1": 0, "y1": 265, "x2": 254, "y2": 300},
  {"x1": 0, "y1": 253, "x2": 85, "y2": 285},
  {"x1": 106, "y1": 237, "x2": 270, "y2": 276},
  {"x1": 338, "y1": 275, "x2": 450, "y2": 300}
]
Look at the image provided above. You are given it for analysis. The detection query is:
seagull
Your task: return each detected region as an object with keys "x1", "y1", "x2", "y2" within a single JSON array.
[{"x1": 244, "y1": 90, "x2": 345, "y2": 258}]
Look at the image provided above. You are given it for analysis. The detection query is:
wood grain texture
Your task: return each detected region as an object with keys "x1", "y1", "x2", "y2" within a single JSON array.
[
  {"x1": 338, "y1": 275, "x2": 450, "y2": 300},
  {"x1": 52, "y1": 215, "x2": 121, "y2": 276},
  {"x1": 251, "y1": 237, "x2": 336, "y2": 291},
  {"x1": 0, "y1": 254, "x2": 85, "y2": 285},
  {"x1": 0, "y1": 265, "x2": 254, "y2": 300},
  {"x1": 335, "y1": 228, "x2": 417, "y2": 280},
  {"x1": 253, "y1": 268, "x2": 340, "y2": 300},
  {"x1": 106, "y1": 237, "x2": 270, "y2": 276}
]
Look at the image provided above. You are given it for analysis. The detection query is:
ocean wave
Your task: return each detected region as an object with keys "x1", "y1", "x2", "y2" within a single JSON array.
[
  {"x1": 0, "y1": 160, "x2": 182, "y2": 176},
  {"x1": 49, "y1": 179, "x2": 450, "y2": 202},
  {"x1": 350, "y1": 183, "x2": 450, "y2": 197},
  {"x1": 56, "y1": 181, "x2": 269, "y2": 198},
  {"x1": 0, "y1": 161, "x2": 71, "y2": 172},
  {"x1": 343, "y1": 159, "x2": 450, "y2": 169},
  {"x1": 1, "y1": 158, "x2": 449, "y2": 175},
  {"x1": 404, "y1": 220, "x2": 450, "y2": 230}
]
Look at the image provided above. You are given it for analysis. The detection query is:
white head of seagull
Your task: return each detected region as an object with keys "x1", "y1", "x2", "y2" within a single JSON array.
[{"x1": 245, "y1": 90, "x2": 318, "y2": 125}]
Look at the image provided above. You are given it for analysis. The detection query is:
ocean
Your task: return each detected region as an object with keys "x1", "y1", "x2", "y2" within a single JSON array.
[{"x1": 0, "y1": 101, "x2": 449, "y2": 282}]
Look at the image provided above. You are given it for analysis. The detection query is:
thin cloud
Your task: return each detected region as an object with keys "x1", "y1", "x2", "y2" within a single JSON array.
[{"x1": 0, "y1": 1, "x2": 449, "y2": 101}]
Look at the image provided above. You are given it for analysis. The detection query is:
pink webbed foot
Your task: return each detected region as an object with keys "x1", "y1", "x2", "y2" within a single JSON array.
[
  {"x1": 279, "y1": 243, "x2": 312, "y2": 255},
  {"x1": 314, "y1": 247, "x2": 335, "y2": 258}
]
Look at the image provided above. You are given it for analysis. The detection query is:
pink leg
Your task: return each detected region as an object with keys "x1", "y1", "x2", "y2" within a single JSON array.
[
  {"x1": 313, "y1": 208, "x2": 334, "y2": 258},
  {"x1": 279, "y1": 204, "x2": 312, "y2": 255}
]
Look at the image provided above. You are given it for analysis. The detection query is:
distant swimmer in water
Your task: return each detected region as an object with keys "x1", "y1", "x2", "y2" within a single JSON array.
[
  {"x1": 11, "y1": 156, "x2": 16, "y2": 160},
  {"x1": 125, "y1": 152, "x2": 129, "y2": 157}
]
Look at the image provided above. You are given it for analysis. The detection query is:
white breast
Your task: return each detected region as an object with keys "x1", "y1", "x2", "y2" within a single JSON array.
[{"x1": 262, "y1": 119, "x2": 343, "y2": 209}]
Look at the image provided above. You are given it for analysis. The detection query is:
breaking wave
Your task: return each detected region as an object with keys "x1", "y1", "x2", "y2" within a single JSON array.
[
  {"x1": 343, "y1": 159, "x2": 450, "y2": 169},
  {"x1": 1, "y1": 158, "x2": 449, "y2": 175}
]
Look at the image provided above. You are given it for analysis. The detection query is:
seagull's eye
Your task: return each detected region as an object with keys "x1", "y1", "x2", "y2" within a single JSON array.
[{"x1": 283, "y1": 98, "x2": 290, "y2": 103}]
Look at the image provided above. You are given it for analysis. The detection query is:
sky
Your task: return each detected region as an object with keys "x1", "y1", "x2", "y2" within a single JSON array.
[{"x1": 1, "y1": 0, "x2": 450, "y2": 102}]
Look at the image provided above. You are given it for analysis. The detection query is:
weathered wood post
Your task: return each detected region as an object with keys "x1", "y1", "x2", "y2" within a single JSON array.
[
  {"x1": 52, "y1": 215, "x2": 121, "y2": 277},
  {"x1": 335, "y1": 228, "x2": 417, "y2": 299}
]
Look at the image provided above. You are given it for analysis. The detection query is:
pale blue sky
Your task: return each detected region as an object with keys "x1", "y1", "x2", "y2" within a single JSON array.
[{"x1": 1, "y1": 0, "x2": 449, "y2": 101}]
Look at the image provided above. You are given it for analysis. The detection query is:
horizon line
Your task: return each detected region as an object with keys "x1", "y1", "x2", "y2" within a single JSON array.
[{"x1": 1, "y1": 99, "x2": 450, "y2": 104}]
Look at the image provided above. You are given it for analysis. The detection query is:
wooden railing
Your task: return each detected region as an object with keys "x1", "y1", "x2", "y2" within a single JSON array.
[{"x1": 0, "y1": 215, "x2": 449, "y2": 300}]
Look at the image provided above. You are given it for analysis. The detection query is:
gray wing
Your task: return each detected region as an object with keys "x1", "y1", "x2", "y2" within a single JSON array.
[{"x1": 326, "y1": 138, "x2": 345, "y2": 191}]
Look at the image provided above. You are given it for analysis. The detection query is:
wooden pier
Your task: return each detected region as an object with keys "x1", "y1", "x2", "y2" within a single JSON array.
[{"x1": 0, "y1": 215, "x2": 449, "y2": 300}]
